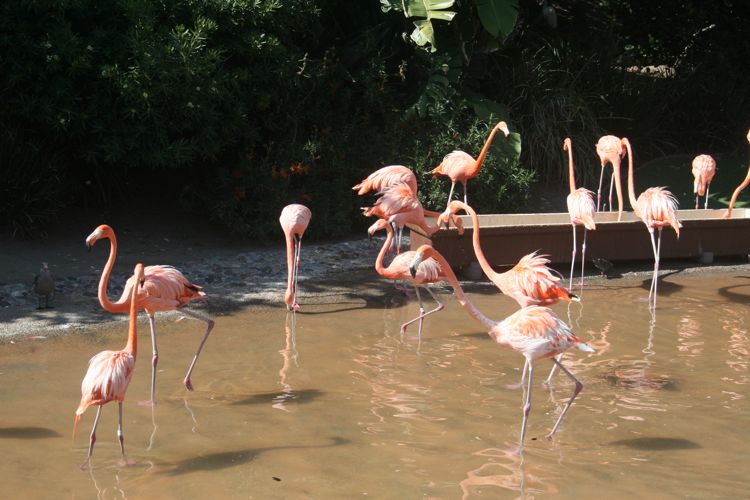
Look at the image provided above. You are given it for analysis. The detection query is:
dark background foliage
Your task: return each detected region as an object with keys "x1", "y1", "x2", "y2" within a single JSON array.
[{"x1": 1, "y1": 0, "x2": 748, "y2": 238}]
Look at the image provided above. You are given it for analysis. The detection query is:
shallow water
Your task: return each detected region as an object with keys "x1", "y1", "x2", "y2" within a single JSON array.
[{"x1": 1, "y1": 271, "x2": 749, "y2": 498}]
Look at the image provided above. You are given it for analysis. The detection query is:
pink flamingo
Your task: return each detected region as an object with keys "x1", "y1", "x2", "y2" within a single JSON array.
[
  {"x1": 74, "y1": 263, "x2": 144, "y2": 470},
  {"x1": 623, "y1": 138, "x2": 682, "y2": 307},
  {"x1": 723, "y1": 130, "x2": 750, "y2": 218},
  {"x1": 86, "y1": 224, "x2": 214, "y2": 405},
  {"x1": 595, "y1": 135, "x2": 626, "y2": 220},
  {"x1": 691, "y1": 154, "x2": 716, "y2": 209},
  {"x1": 353, "y1": 165, "x2": 418, "y2": 196},
  {"x1": 280, "y1": 204, "x2": 312, "y2": 311},
  {"x1": 564, "y1": 138, "x2": 596, "y2": 291},
  {"x1": 409, "y1": 245, "x2": 595, "y2": 444},
  {"x1": 431, "y1": 121, "x2": 510, "y2": 209},
  {"x1": 436, "y1": 201, "x2": 578, "y2": 307},
  {"x1": 362, "y1": 183, "x2": 462, "y2": 252},
  {"x1": 368, "y1": 218, "x2": 451, "y2": 336}
]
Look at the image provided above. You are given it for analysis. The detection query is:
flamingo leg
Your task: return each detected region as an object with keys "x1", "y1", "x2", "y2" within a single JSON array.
[
  {"x1": 695, "y1": 194, "x2": 700, "y2": 210},
  {"x1": 596, "y1": 164, "x2": 606, "y2": 212},
  {"x1": 117, "y1": 401, "x2": 125, "y2": 456},
  {"x1": 569, "y1": 224, "x2": 577, "y2": 290},
  {"x1": 399, "y1": 286, "x2": 444, "y2": 336},
  {"x1": 543, "y1": 354, "x2": 563, "y2": 387},
  {"x1": 652, "y1": 228, "x2": 662, "y2": 308},
  {"x1": 142, "y1": 312, "x2": 158, "y2": 406},
  {"x1": 463, "y1": 181, "x2": 468, "y2": 205},
  {"x1": 397, "y1": 226, "x2": 403, "y2": 254},
  {"x1": 580, "y1": 228, "x2": 588, "y2": 291},
  {"x1": 608, "y1": 171, "x2": 615, "y2": 212},
  {"x1": 705, "y1": 184, "x2": 710, "y2": 209},
  {"x1": 82, "y1": 405, "x2": 103, "y2": 470},
  {"x1": 546, "y1": 357, "x2": 584, "y2": 439},
  {"x1": 647, "y1": 228, "x2": 658, "y2": 301},
  {"x1": 180, "y1": 308, "x2": 216, "y2": 392},
  {"x1": 519, "y1": 362, "x2": 534, "y2": 444},
  {"x1": 446, "y1": 182, "x2": 456, "y2": 209}
]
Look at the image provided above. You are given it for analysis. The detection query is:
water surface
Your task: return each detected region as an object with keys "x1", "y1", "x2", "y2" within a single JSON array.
[{"x1": 1, "y1": 271, "x2": 748, "y2": 498}]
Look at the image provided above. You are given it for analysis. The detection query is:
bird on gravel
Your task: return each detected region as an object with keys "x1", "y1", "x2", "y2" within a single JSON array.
[{"x1": 33, "y1": 262, "x2": 55, "y2": 309}]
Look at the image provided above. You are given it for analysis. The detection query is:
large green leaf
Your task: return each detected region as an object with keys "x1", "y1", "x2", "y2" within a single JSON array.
[{"x1": 475, "y1": 0, "x2": 519, "y2": 38}]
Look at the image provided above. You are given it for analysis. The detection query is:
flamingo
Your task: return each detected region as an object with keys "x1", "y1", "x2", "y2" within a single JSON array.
[
  {"x1": 431, "y1": 121, "x2": 510, "y2": 209},
  {"x1": 564, "y1": 138, "x2": 596, "y2": 291},
  {"x1": 409, "y1": 245, "x2": 595, "y2": 444},
  {"x1": 73, "y1": 263, "x2": 144, "y2": 470},
  {"x1": 595, "y1": 135, "x2": 626, "y2": 220},
  {"x1": 623, "y1": 138, "x2": 682, "y2": 307},
  {"x1": 362, "y1": 183, "x2": 462, "y2": 253},
  {"x1": 436, "y1": 201, "x2": 578, "y2": 307},
  {"x1": 368, "y1": 218, "x2": 453, "y2": 336},
  {"x1": 691, "y1": 154, "x2": 716, "y2": 209},
  {"x1": 280, "y1": 204, "x2": 312, "y2": 311},
  {"x1": 723, "y1": 129, "x2": 750, "y2": 218},
  {"x1": 85, "y1": 224, "x2": 214, "y2": 405},
  {"x1": 355, "y1": 166, "x2": 462, "y2": 252}
]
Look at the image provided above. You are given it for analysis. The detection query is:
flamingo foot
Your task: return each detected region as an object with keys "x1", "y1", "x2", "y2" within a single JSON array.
[
  {"x1": 183, "y1": 377, "x2": 194, "y2": 392},
  {"x1": 79, "y1": 461, "x2": 92, "y2": 472}
]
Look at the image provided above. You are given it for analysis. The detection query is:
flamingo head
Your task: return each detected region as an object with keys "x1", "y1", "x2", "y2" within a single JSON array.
[
  {"x1": 563, "y1": 137, "x2": 571, "y2": 151},
  {"x1": 85, "y1": 224, "x2": 113, "y2": 251},
  {"x1": 367, "y1": 218, "x2": 389, "y2": 240},
  {"x1": 496, "y1": 121, "x2": 510, "y2": 137},
  {"x1": 408, "y1": 249, "x2": 427, "y2": 278}
]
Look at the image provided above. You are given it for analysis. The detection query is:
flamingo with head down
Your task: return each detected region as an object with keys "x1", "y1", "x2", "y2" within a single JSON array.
[
  {"x1": 280, "y1": 204, "x2": 312, "y2": 311},
  {"x1": 691, "y1": 154, "x2": 716, "y2": 209},
  {"x1": 409, "y1": 245, "x2": 595, "y2": 445}
]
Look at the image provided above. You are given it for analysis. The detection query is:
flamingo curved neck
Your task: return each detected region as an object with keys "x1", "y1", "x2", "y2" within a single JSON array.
[
  {"x1": 474, "y1": 126, "x2": 501, "y2": 171},
  {"x1": 98, "y1": 233, "x2": 130, "y2": 313},
  {"x1": 453, "y1": 201, "x2": 500, "y2": 285},
  {"x1": 374, "y1": 225, "x2": 397, "y2": 279},
  {"x1": 284, "y1": 232, "x2": 296, "y2": 301},
  {"x1": 566, "y1": 143, "x2": 576, "y2": 194},
  {"x1": 624, "y1": 140, "x2": 639, "y2": 215},
  {"x1": 124, "y1": 281, "x2": 138, "y2": 355},
  {"x1": 420, "y1": 247, "x2": 495, "y2": 331}
]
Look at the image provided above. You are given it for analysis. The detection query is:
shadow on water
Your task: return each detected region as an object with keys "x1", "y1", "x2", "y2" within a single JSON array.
[
  {"x1": 609, "y1": 437, "x2": 701, "y2": 450},
  {"x1": 229, "y1": 388, "x2": 323, "y2": 406},
  {"x1": 639, "y1": 269, "x2": 684, "y2": 296},
  {"x1": 162, "y1": 436, "x2": 349, "y2": 476},
  {"x1": 0, "y1": 426, "x2": 61, "y2": 439},
  {"x1": 717, "y1": 276, "x2": 750, "y2": 304}
]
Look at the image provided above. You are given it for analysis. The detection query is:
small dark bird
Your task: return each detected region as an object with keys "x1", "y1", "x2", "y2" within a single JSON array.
[
  {"x1": 33, "y1": 262, "x2": 55, "y2": 309},
  {"x1": 592, "y1": 257, "x2": 613, "y2": 278}
]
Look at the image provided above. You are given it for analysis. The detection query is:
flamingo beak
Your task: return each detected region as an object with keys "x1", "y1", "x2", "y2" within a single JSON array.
[{"x1": 409, "y1": 263, "x2": 417, "y2": 278}]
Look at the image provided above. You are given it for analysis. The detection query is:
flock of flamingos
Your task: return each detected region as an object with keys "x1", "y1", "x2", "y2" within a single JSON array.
[{"x1": 71, "y1": 124, "x2": 750, "y2": 469}]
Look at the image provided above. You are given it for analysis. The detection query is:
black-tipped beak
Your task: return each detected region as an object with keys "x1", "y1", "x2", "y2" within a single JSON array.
[
  {"x1": 86, "y1": 242, "x2": 92, "y2": 252},
  {"x1": 443, "y1": 221, "x2": 449, "y2": 230},
  {"x1": 368, "y1": 233, "x2": 373, "y2": 242},
  {"x1": 139, "y1": 278, "x2": 146, "y2": 287},
  {"x1": 409, "y1": 264, "x2": 417, "y2": 278}
]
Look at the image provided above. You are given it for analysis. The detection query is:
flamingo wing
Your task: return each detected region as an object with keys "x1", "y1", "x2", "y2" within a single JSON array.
[
  {"x1": 567, "y1": 188, "x2": 596, "y2": 230},
  {"x1": 503, "y1": 253, "x2": 574, "y2": 306},
  {"x1": 636, "y1": 188, "x2": 682, "y2": 235},
  {"x1": 353, "y1": 165, "x2": 417, "y2": 195},
  {"x1": 77, "y1": 350, "x2": 135, "y2": 413}
]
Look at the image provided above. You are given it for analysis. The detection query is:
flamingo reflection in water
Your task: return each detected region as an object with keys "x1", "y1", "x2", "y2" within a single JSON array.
[
  {"x1": 273, "y1": 313, "x2": 300, "y2": 412},
  {"x1": 409, "y1": 246, "x2": 595, "y2": 445}
]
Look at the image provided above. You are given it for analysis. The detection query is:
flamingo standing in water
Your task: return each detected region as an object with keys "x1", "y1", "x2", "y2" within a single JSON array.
[
  {"x1": 86, "y1": 225, "x2": 214, "y2": 405},
  {"x1": 623, "y1": 138, "x2": 682, "y2": 307},
  {"x1": 74, "y1": 263, "x2": 144, "y2": 470},
  {"x1": 431, "y1": 121, "x2": 510, "y2": 209},
  {"x1": 595, "y1": 135, "x2": 626, "y2": 220},
  {"x1": 564, "y1": 138, "x2": 596, "y2": 291},
  {"x1": 409, "y1": 245, "x2": 595, "y2": 444},
  {"x1": 368, "y1": 218, "x2": 455, "y2": 336},
  {"x1": 691, "y1": 154, "x2": 716, "y2": 209},
  {"x1": 280, "y1": 204, "x2": 312, "y2": 311},
  {"x1": 436, "y1": 201, "x2": 578, "y2": 307},
  {"x1": 723, "y1": 129, "x2": 750, "y2": 218}
]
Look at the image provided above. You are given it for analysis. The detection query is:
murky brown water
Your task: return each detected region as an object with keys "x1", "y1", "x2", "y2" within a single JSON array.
[{"x1": 1, "y1": 271, "x2": 749, "y2": 498}]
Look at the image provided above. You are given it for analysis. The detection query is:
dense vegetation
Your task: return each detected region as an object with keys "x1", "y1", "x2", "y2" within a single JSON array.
[{"x1": 1, "y1": 0, "x2": 748, "y2": 238}]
